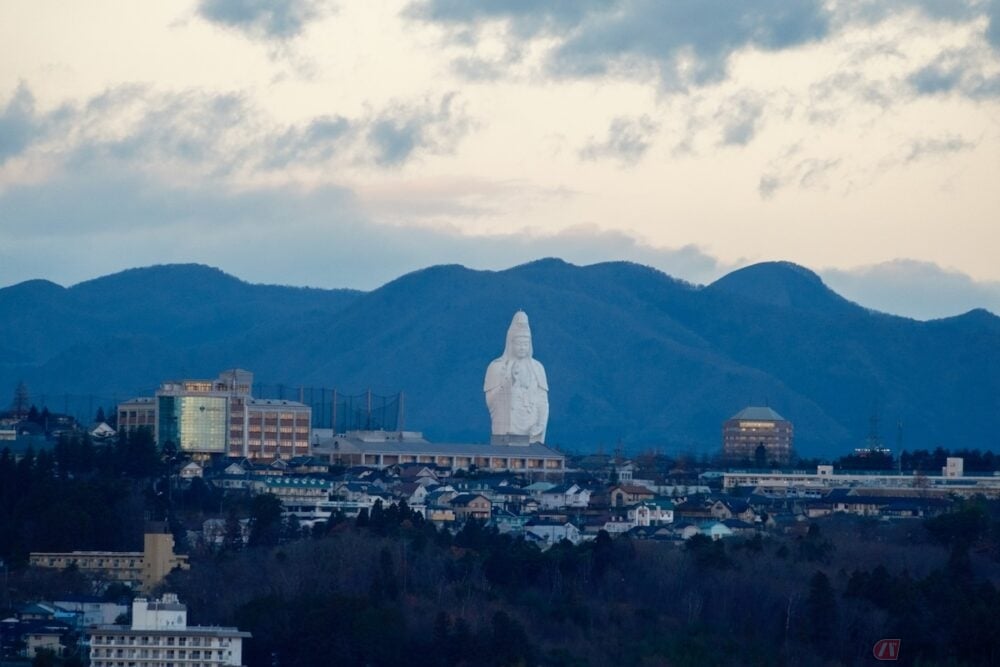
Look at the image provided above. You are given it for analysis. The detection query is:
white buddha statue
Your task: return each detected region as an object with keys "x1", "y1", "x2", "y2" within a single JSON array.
[{"x1": 484, "y1": 311, "x2": 549, "y2": 444}]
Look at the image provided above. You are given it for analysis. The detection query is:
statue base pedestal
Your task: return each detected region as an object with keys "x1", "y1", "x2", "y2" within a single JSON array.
[{"x1": 491, "y1": 434, "x2": 533, "y2": 446}]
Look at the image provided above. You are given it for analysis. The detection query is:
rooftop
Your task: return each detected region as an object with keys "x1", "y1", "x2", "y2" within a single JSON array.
[{"x1": 730, "y1": 406, "x2": 788, "y2": 422}]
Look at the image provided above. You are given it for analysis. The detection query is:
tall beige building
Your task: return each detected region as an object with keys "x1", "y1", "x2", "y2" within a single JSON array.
[{"x1": 29, "y1": 523, "x2": 189, "y2": 593}]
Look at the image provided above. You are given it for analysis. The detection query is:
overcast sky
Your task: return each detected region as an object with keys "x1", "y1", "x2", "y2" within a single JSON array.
[{"x1": 1, "y1": 0, "x2": 999, "y2": 319}]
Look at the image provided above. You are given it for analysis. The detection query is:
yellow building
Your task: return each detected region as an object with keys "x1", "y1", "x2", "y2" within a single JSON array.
[{"x1": 29, "y1": 524, "x2": 189, "y2": 593}]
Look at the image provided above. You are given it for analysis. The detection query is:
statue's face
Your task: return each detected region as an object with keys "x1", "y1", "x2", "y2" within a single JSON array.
[{"x1": 511, "y1": 335, "x2": 531, "y2": 359}]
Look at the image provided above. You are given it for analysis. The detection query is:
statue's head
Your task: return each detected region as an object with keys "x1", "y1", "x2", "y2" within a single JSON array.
[{"x1": 504, "y1": 311, "x2": 533, "y2": 359}]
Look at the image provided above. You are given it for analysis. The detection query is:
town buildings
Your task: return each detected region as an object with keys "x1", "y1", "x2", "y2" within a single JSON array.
[
  {"x1": 312, "y1": 429, "x2": 566, "y2": 473},
  {"x1": 118, "y1": 369, "x2": 311, "y2": 460},
  {"x1": 29, "y1": 524, "x2": 189, "y2": 593},
  {"x1": 88, "y1": 594, "x2": 250, "y2": 667},
  {"x1": 723, "y1": 458, "x2": 1000, "y2": 498},
  {"x1": 722, "y1": 406, "x2": 794, "y2": 465}
]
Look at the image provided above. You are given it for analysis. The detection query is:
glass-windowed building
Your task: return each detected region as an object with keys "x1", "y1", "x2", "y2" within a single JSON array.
[
  {"x1": 120, "y1": 369, "x2": 311, "y2": 460},
  {"x1": 157, "y1": 394, "x2": 228, "y2": 454}
]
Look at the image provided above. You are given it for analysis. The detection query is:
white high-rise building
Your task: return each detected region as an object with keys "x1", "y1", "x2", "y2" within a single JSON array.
[{"x1": 88, "y1": 594, "x2": 250, "y2": 666}]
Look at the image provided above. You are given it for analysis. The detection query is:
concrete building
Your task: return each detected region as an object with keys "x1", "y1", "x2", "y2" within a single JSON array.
[
  {"x1": 88, "y1": 594, "x2": 250, "y2": 667},
  {"x1": 118, "y1": 369, "x2": 311, "y2": 460},
  {"x1": 722, "y1": 406, "x2": 793, "y2": 465},
  {"x1": 723, "y1": 460, "x2": 1000, "y2": 498},
  {"x1": 29, "y1": 524, "x2": 189, "y2": 593},
  {"x1": 312, "y1": 429, "x2": 565, "y2": 473},
  {"x1": 116, "y1": 397, "x2": 156, "y2": 435}
]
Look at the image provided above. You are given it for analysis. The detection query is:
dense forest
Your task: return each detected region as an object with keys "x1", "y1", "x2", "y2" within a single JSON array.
[
  {"x1": 165, "y1": 500, "x2": 1000, "y2": 667},
  {"x1": 6, "y1": 434, "x2": 1000, "y2": 665}
]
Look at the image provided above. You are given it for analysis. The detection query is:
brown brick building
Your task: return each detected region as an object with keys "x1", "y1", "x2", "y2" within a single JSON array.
[{"x1": 722, "y1": 406, "x2": 793, "y2": 466}]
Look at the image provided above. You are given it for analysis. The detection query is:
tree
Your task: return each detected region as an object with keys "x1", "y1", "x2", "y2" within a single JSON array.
[
  {"x1": 223, "y1": 509, "x2": 244, "y2": 552},
  {"x1": 247, "y1": 493, "x2": 283, "y2": 548},
  {"x1": 31, "y1": 647, "x2": 57, "y2": 667},
  {"x1": 10, "y1": 381, "x2": 29, "y2": 416},
  {"x1": 754, "y1": 444, "x2": 767, "y2": 468},
  {"x1": 804, "y1": 570, "x2": 837, "y2": 650}
]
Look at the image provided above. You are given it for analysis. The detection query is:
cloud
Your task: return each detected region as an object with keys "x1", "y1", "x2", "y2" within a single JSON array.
[
  {"x1": 904, "y1": 135, "x2": 975, "y2": 162},
  {"x1": 0, "y1": 165, "x2": 726, "y2": 290},
  {"x1": 0, "y1": 83, "x2": 74, "y2": 164},
  {"x1": 579, "y1": 115, "x2": 659, "y2": 165},
  {"x1": 4, "y1": 165, "x2": 995, "y2": 321},
  {"x1": 758, "y1": 149, "x2": 840, "y2": 198},
  {"x1": 908, "y1": 49, "x2": 971, "y2": 94},
  {"x1": 366, "y1": 94, "x2": 470, "y2": 167},
  {"x1": 411, "y1": 0, "x2": 831, "y2": 90},
  {"x1": 0, "y1": 83, "x2": 470, "y2": 179},
  {"x1": 405, "y1": 1, "x2": 610, "y2": 38},
  {"x1": 0, "y1": 85, "x2": 39, "y2": 163},
  {"x1": 550, "y1": 0, "x2": 830, "y2": 89},
  {"x1": 715, "y1": 92, "x2": 765, "y2": 146},
  {"x1": 263, "y1": 115, "x2": 352, "y2": 168},
  {"x1": 197, "y1": 0, "x2": 333, "y2": 39},
  {"x1": 907, "y1": 47, "x2": 1000, "y2": 98},
  {"x1": 989, "y1": 0, "x2": 1000, "y2": 49},
  {"x1": 822, "y1": 260, "x2": 1000, "y2": 320}
]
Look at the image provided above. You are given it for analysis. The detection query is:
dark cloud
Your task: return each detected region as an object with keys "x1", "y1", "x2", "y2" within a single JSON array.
[
  {"x1": 197, "y1": 0, "x2": 333, "y2": 39},
  {"x1": 822, "y1": 260, "x2": 1000, "y2": 320},
  {"x1": 0, "y1": 84, "x2": 38, "y2": 162},
  {"x1": 405, "y1": 1, "x2": 611, "y2": 38},
  {"x1": 412, "y1": 0, "x2": 1000, "y2": 100},
  {"x1": 0, "y1": 83, "x2": 75, "y2": 163},
  {"x1": 2, "y1": 83, "x2": 467, "y2": 176},
  {"x1": 366, "y1": 94, "x2": 469, "y2": 167},
  {"x1": 549, "y1": 0, "x2": 830, "y2": 89},
  {"x1": 579, "y1": 115, "x2": 658, "y2": 164},
  {"x1": 988, "y1": 0, "x2": 1000, "y2": 49},
  {"x1": 411, "y1": 0, "x2": 831, "y2": 89},
  {"x1": 908, "y1": 50, "x2": 968, "y2": 94},
  {"x1": 264, "y1": 115, "x2": 352, "y2": 168},
  {"x1": 907, "y1": 42, "x2": 1000, "y2": 98}
]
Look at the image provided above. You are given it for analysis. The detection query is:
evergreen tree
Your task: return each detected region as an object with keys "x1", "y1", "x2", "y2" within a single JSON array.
[{"x1": 805, "y1": 570, "x2": 837, "y2": 650}]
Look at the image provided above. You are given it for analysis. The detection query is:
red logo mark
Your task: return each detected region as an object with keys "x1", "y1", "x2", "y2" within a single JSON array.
[{"x1": 873, "y1": 639, "x2": 901, "y2": 661}]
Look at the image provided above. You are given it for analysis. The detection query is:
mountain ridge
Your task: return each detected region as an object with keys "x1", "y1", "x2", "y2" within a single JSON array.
[{"x1": 1, "y1": 259, "x2": 997, "y2": 457}]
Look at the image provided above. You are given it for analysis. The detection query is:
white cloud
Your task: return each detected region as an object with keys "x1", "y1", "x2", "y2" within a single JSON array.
[{"x1": 822, "y1": 260, "x2": 1000, "y2": 319}]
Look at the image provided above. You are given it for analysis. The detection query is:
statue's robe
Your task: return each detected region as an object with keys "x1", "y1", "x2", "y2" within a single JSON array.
[{"x1": 484, "y1": 356, "x2": 549, "y2": 443}]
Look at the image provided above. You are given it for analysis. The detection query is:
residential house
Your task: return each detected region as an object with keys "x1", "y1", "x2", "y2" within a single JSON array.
[
  {"x1": 179, "y1": 461, "x2": 203, "y2": 480},
  {"x1": 450, "y1": 494, "x2": 492, "y2": 521},
  {"x1": 605, "y1": 484, "x2": 655, "y2": 508},
  {"x1": 525, "y1": 518, "x2": 582, "y2": 545},
  {"x1": 628, "y1": 499, "x2": 675, "y2": 527},
  {"x1": 700, "y1": 521, "x2": 735, "y2": 541},
  {"x1": 540, "y1": 483, "x2": 592, "y2": 510}
]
